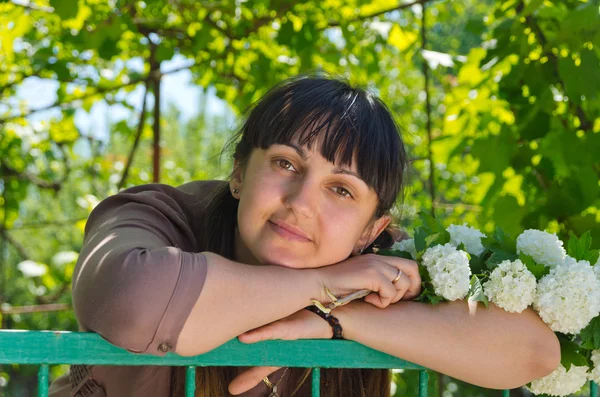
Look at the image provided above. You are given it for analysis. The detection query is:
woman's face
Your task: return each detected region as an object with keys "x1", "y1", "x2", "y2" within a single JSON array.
[{"x1": 231, "y1": 140, "x2": 390, "y2": 269}]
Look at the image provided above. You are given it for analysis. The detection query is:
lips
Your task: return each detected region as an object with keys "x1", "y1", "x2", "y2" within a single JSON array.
[{"x1": 269, "y1": 220, "x2": 312, "y2": 241}]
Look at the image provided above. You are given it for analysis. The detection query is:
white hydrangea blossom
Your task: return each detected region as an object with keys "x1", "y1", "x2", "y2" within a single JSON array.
[
  {"x1": 589, "y1": 350, "x2": 600, "y2": 384},
  {"x1": 533, "y1": 257, "x2": 600, "y2": 334},
  {"x1": 516, "y1": 229, "x2": 566, "y2": 268},
  {"x1": 482, "y1": 259, "x2": 536, "y2": 313},
  {"x1": 391, "y1": 239, "x2": 417, "y2": 259},
  {"x1": 526, "y1": 364, "x2": 589, "y2": 396},
  {"x1": 421, "y1": 243, "x2": 471, "y2": 301},
  {"x1": 594, "y1": 256, "x2": 600, "y2": 282},
  {"x1": 446, "y1": 223, "x2": 487, "y2": 256}
]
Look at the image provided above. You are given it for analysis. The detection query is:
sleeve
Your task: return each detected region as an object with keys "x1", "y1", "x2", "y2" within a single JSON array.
[{"x1": 71, "y1": 184, "x2": 209, "y2": 356}]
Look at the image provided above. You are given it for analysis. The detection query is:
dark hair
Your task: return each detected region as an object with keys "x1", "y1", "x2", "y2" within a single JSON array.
[
  {"x1": 171, "y1": 74, "x2": 408, "y2": 396},
  {"x1": 232, "y1": 74, "x2": 408, "y2": 219}
]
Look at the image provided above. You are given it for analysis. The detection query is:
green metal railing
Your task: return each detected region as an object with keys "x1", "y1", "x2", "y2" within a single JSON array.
[{"x1": 0, "y1": 330, "x2": 597, "y2": 397}]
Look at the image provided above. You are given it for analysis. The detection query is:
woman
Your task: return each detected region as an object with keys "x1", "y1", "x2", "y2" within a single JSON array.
[{"x1": 49, "y1": 75, "x2": 560, "y2": 397}]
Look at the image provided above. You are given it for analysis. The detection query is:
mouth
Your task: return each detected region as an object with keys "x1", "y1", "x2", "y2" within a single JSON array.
[{"x1": 268, "y1": 220, "x2": 312, "y2": 242}]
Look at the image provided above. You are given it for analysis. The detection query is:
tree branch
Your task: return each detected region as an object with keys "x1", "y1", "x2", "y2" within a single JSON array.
[
  {"x1": 421, "y1": 2, "x2": 436, "y2": 215},
  {"x1": 0, "y1": 63, "x2": 193, "y2": 123},
  {"x1": 326, "y1": 0, "x2": 431, "y2": 28},
  {"x1": 0, "y1": 228, "x2": 30, "y2": 260},
  {"x1": 0, "y1": 303, "x2": 71, "y2": 315},
  {"x1": 118, "y1": 81, "x2": 149, "y2": 190},
  {"x1": 5, "y1": 218, "x2": 87, "y2": 230},
  {"x1": 518, "y1": 1, "x2": 592, "y2": 132},
  {"x1": 0, "y1": 162, "x2": 62, "y2": 191}
]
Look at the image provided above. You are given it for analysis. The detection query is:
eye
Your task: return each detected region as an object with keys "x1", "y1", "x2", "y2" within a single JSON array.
[
  {"x1": 275, "y1": 159, "x2": 297, "y2": 173},
  {"x1": 333, "y1": 186, "x2": 353, "y2": 199}
]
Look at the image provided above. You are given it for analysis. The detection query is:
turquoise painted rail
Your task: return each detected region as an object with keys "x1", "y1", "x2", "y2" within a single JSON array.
[{"x1": 0, "y1": 330, "x2": 597, "y2": 397}]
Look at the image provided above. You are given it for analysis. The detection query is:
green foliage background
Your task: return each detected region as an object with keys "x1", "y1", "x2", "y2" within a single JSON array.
[{"x1": 0, "y1": 0, "x2": 599, "y2": 395}]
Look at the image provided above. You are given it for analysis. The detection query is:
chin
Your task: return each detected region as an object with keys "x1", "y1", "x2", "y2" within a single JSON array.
[{"x1": 258, "y1": 250, "x2": 306, "y2": 269}]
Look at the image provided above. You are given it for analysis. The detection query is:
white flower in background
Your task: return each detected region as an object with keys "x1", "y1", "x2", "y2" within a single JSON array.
[
  {"x1": 51, "y1": 251, "x2": 79, "y2": 267},
  {"x1": 533, "y1": 257, "x2": 600, "y2": 334},
  {"x1": 17, "y1": 260, "x2": 47, "y2": 278},
  {"x1": 391, "y1": 238, "x2": 417, "y2": 259},
  {"x1": 446, "y1": 223, "x2": 487, "y2": 256},
  {"x1": 421, "y1": 243, "x2": 471, "y2": 301},
  {"x1": 516, "y1": 229, "x2": 566, "y2": 268},
  {"x1": 594, "y1": 257, "x2": 600, "y2": 282},
  {"x1": 589, "y1": 350, "x2": 600, "y2": 384},
  {"x1": 526, "y1": 364, "x2": 589, "y2": 396},
  {"x1": 483, "y1": 259, "x2": 536, "y2": 313}
]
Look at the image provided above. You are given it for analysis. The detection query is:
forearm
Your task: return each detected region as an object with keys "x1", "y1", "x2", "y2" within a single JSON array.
[
  {"x1": 334, "y1": 300, "x2": 560, "y2": 390},
  {"x1": 177, "y1": 252, "x2": 321, "y2": 356}
]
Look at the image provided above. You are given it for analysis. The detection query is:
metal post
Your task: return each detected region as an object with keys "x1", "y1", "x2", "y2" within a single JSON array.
[
  {"x1": 38, "y1": 364, "x2": 49, "y2": 397},
  {"x1": 312, "y1": 368, "x2": 321, "y2": 397},
  {"x1": 185, "y1": 366, "x2": 196, "y2": 397},
  {"x1": 419, "y1": 370, "x2": 429, "y2": 397}
]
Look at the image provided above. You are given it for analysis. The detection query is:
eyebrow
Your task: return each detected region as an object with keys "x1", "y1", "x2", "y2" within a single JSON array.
[{"x1": 284, "y1": 143, "x2": 365, "y2": 183}]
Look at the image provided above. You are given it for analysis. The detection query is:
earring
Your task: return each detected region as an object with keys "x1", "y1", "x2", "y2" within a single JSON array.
[
  {"x1": 356, "y1": 246, "x2": 364, "y2": 255},
  {"x1": 232, "y1": 188, "x2": 239, "y2": 194}
]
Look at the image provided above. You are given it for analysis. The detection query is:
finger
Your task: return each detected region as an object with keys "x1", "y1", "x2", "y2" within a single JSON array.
[
  {"x1": 390, "y1": 259, "x2": 421, "y2": 299},
  {"x1": 364, "y1": 292, "x2": 385, "y2": 308},
  {"x1": 391, "y1": 273, "x2": 412, "y2": 303},
  {"x1": 375, "y1": 272, "x2": 399, "y2": 308},
  {"x1": 228, "y1": 366, "x2": 281, "y2": 395}
]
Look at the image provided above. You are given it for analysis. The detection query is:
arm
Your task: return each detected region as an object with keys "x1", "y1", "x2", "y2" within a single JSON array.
[
  {"x1": 72, "y1": 184, "x2": 323, "y2": 357},
  {"x1": 175, "y1": 252, "x2": 322, "y2": 356},
  {"x1": 334, "y1": 299, "x2": 561, "y2": 390}
]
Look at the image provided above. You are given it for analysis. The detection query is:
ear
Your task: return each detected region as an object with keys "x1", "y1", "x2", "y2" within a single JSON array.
[
  {"x1": 356, "y1": 215, "x2": 391, "y2": 251},
  {"x1": 229, "y1": 160, "x2": 244, "y2": 199}
]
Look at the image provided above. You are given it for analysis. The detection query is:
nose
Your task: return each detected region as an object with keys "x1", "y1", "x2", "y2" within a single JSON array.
[{"x1": 283, "y1": 176, "x2": 319, "y2": 219}]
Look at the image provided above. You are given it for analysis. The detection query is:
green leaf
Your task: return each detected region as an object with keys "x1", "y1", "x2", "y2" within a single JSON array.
[
  {"x1": 485, "y1": 248, "x2": 518, "y2": 269},
  {"x1": 580, "y1": 316, "x2": 600, "y2": 350},
  {"x1": 469, "y1": 253, "x2": 487, "y2": 275},
  {"x1": 377, "y1": 249, "x2": 414, "y2": 260},
  {"x1": 414, "y1": 286, "x2": 444, "y2": 305},
  {"x1": 50, "y1": 0, "x2": 79, "y2": 20},
  {"x1": 494, "y1": 226, "x2": 517, "y2": 253},
  {"x1": 519, "y1": 253, "x2": 549, "y2": 280},
  {"x1": 414, "y1": 227, "x2": 428, "y2": 253},
  {"x1": 567, "y1": 231, "x2": 593, "y2": 261},
  {"x1": 558, "y1": 334, "x2": 589, "y2": 371},
  {"x1": 419, "y1": 210, "x2": 445, "y2": 234},
  {"x1": 424, "y1": 231, "x2": 451, "y2": 249},
  {"x1": 466, "y1": 275, "x2": 489, "y2": 308}
]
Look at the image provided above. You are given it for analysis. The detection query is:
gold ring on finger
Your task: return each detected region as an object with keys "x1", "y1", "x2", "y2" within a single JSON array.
[{"x1": 392, "y1": 268, "x2": 403, "y2": 284}]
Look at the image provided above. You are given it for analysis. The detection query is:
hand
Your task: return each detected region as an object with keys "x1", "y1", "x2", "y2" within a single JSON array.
[
  {"x1": 228, "y1": 309, "x2": 332, "y2": 395},
  {"x1": 315, "y1": 253, "x2": 421, "y2": 309}
]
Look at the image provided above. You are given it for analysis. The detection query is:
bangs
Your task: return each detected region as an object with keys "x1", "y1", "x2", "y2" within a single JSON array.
[{"x1": 234, "y1": 75, "x2": 407, "y2": 216}]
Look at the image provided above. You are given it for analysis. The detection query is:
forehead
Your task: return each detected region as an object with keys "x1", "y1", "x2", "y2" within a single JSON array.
[{"x1": 284, "y1": 132, "x2": 360, "y2": 172}]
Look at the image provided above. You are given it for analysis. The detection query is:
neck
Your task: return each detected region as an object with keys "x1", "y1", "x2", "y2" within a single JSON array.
[{"x1": 234, "y1": 226, "x2": 264, "y2": 266}]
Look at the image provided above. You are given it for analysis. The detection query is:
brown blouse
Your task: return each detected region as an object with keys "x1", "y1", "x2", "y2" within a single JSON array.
[{"x1": 48, "y1": 180, "x2": 312, "y2": 397}]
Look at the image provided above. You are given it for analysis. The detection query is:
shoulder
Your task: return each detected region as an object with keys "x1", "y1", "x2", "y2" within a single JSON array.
[{"x1": 86, "y1": 180, "x2": 228, "y2": 235}]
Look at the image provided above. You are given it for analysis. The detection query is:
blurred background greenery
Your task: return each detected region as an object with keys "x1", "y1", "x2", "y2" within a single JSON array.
[{"x1": 1, "y1": 0, "x2": 599, "y2": 395}]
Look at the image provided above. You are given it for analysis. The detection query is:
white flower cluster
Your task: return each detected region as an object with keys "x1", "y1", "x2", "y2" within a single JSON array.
[
  {"x1": 422, "y1": 243, "x2": 471, "y2": 301},
  {"x1": 594, "y1": 257, "x2": 600, "y2": 282},
  {"x1": 526, "y1": 364, "x2": 589, "y2": 396},
  {"x1": 516, "y1": 229, "x2": 566, "y2": 268},
  {"x1": 391, "y1": 238, "x2": 417, "y2": 259},
  {"x1": 447, "y1": 223, "x2": 487, "y2": 256},
  {"x1": 534, "y1": 257, "x2": 600, "y2": 334},
  {"x1": 483, "y1": 259, "x2": 536, "y2": 313},
  {"x1": 589, "y1": 350, "x2": 600, "y2": 384}
]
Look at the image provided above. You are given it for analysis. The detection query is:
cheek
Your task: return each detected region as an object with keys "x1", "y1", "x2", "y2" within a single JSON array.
[{"x1": 319, "y1": 206, "x2": 365, "y2": 249}]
